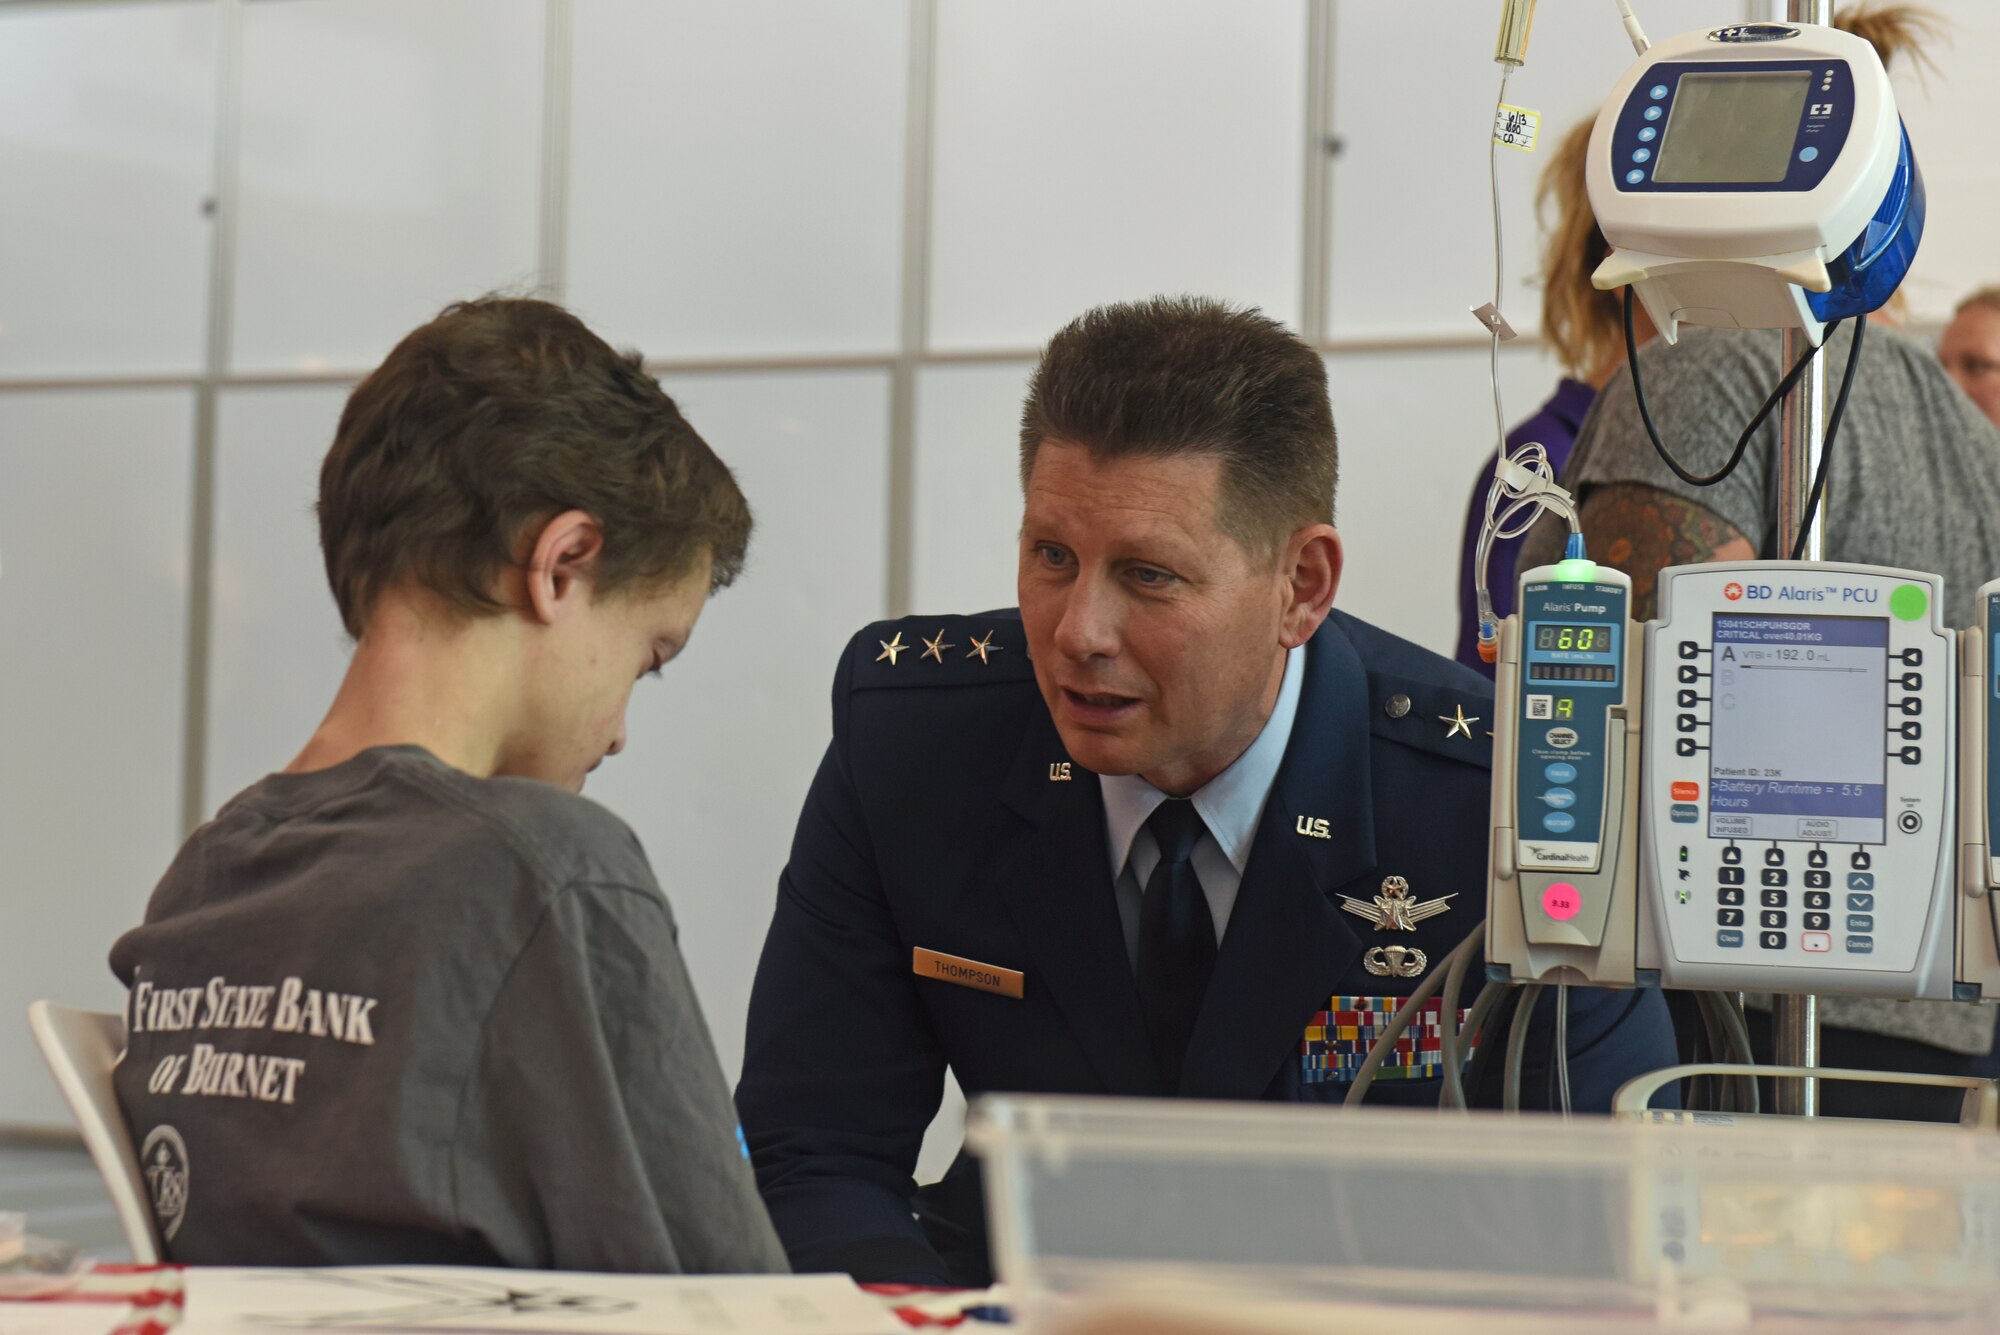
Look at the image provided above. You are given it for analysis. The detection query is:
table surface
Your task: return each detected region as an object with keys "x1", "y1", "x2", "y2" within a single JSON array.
[{"x1": 0, "y1": 1264, "x2": 1009, "y2": 1332}]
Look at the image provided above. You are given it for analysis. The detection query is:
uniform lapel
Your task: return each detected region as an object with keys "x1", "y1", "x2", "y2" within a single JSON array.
[
  {"x1": 992, "y1": 704, "x2": 1165, "y2": 1097},
  {"x1": 1181, "y1": 620, "x2": 1374, "y2": 1099}
]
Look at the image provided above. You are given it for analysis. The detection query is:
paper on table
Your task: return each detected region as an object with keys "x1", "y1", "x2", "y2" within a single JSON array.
[{"x1": 174, "y1": 1268, "x2": 904, "y2": 1335}]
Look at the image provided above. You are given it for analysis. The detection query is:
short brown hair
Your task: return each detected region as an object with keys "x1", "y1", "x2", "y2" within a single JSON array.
[
  {"x1": 318, "y1": 297, "x2": 751, "y2": 638},
  {"x1": 1018, "y1": 297, "x2": 1337, "y2": 548}
]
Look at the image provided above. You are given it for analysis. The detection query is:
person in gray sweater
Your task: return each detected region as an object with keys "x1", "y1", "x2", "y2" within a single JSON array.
[
  {"x1": 1521, "y1": 318, "x2": 2000, "y2": 1118},
  {"x1": 110, "y1": 297, "x2": 788, "y2": 1272}
]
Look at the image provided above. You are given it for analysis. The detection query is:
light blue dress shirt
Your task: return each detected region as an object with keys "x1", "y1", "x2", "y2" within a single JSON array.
[{"x1": 1099, "y1": 643, "x2": 1306, "y2": 967}]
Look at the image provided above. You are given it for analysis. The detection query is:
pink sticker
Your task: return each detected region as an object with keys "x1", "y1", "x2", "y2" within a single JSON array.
[{"x1": 1542, "y1": 883, "x2": 1581, "y2": 921}]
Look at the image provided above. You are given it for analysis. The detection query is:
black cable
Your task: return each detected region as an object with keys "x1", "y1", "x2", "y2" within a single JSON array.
[
  {"x1": 1787, "y1": 313, "x2": 1869, "y2": 561},
  {"x1": 1623, "y1": 287, "x2": 1842, "y2": 490}
]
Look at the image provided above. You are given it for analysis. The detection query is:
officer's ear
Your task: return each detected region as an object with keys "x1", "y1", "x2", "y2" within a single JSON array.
[
  {"x1": 522, "y1": 509, "x2": 606, "y2": 626},
  {"x1": 1278, "y1": 524, "x2": 1341, "y2": 649}
]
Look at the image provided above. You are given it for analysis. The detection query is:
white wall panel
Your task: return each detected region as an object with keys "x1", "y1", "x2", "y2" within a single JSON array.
[
  {"x1": 566, "y1": 0, "x2": 907, "y2": 359},
  {"x1": 0, "y1": 391, "x2": 193, "y2": 1125},
  {"x1": 910, "y1": 361, "x2": 1036, "y2": 614},
  {"x1": 1888, "y1": 4, "x2": 2000, "y2": 324},
  {"x1": 1325, "y1": 0, "x2": 1721, "y2": 340},
  {"x1": 584, "y1": 371, "x2": 890, "y2": 1081},
  {"x1": 930, "y1": 1, "x2": 1305, "y2": 350},
  {"x1": 1325, "y1": 343, "x2": 1559, "y2": 657},
  {"x1": 205, "y1": 388, "x2": 353, "y2": 813},
  {"x1": 0, "y1": 4, "x2": 214, "y2": 377},
  {"x1": 232, "y1": 0, "x2": 544, "y2": 374}
]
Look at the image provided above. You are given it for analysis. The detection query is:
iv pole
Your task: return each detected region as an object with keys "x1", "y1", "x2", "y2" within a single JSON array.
[{"x1": 1771, "y1": 0, "x2": 1832, "y2": 1118}]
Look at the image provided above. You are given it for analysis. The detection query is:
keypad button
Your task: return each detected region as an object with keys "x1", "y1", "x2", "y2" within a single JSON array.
[
  {"x1": 1676, "y1": 738, "x2": 1698, "y2": 757},
  {"x1": 1718, "y1": 887, "x2": 1746, "y2": 906},
  {"x1": 1847, "y1": 892, "x2": 1874, "y2": 912},
  {"x1": 1900, "y1": 672, "x2": 1923, "y2": 691},
  {"x1": 1760, "y1": 889, "x2": 1789, "y2": 908},
  {"x1": 1761, "y1": 868, "x2": 1788, "y2": 887},
  {"x1": 1677, "y1": 689, "x2": 1699, "y2": 708},
  {"x1": 1848, "y1": 914, "x2": 1875, "y2": 933},
  {"x1": 1760, "y1": 931, "x2": 1788, "y2": 950},
  {"x1": 1719, "y1": 867, "x2": 1745, "y2": 885},
  {"x1": 1897, "y1": 748, "x2": 1923, "y2": 767},
  {"x1": 1802, "y1": 932, "x2": 1832, "y2": 953},
  {"x1": 1847, "y1": 872, "x2": 1874, "y2": 891},
  {"x1": 1851, "y1": 851, "x2": 1872, "y2": 870},
  {"x1": 1804, "y1": 871, "x2": 1830, "y2": 889},
  {"x1": 1722, "y1": 846, "x2": 1743, "y2": 865},
  {"x1": 1679, "y1": 640, "x2": 1699, "y2": 659},
  {"x1": 1764, "y1": 848, "x2": 1785, "y2": 866},
  {"x1": 1899, "y1": 722, "x2": 1921, "y2": 741},
  {"x1": 1898, "y1": 809, "x2": 1923, "y2": 833},
  {"x1": 1677, "y1": 714, "x2": 1698, "y2": 733},
  {"x1": 1760, "y1": 910, "x2": 1788, "y2": 929},
  {"x1": 1804, "y1": 891, "x2": 1831, "y2": 909},
  {"x1": 1901, "y1": 648, "x2": 1924, "y2": 667},
  {"x1": 1807, "y1": 850, "x2": 1828, "y2": 869},
  {"x1": 1717, "y1": 929, "x2": 1744, "y2": 948},
  {"x1": 1717, "y1": 908, "x2": 1745, "y2": 927},
  {"x1": 1847, "y1": 936, "x2": 1874, "y2": 954},
  {"x1": 1897, "y1": 698, "x2": 1921, "y2": 716},
  {"x1": 1804, "y1": 912, "x2": 1831, "y2": 931}
]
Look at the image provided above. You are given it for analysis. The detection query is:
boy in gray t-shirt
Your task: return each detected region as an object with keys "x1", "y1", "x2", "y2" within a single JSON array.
[{"x1": 109, "y1": 298, "x2": 786, "y2": 1274}]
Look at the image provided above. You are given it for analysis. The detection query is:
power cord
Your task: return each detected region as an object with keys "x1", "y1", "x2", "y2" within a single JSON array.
[
  {"x1": 1787, "y1": 313, "x2": 1869, "y2": 561},
  {"x1": 1622, "y1": 287, "x2": 1843, "y2": 490}
]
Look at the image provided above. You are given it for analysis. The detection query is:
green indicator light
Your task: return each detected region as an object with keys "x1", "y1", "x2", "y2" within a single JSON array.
[
  {"x1": 1551, "y1": 558, "x2": 1599, "y2": 584},
  {"x1": 1889, "y1": 584, "x2": 1928, "y2": 622}
]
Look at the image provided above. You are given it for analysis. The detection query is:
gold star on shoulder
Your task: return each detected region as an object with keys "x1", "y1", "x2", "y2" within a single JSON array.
[
  {"x1": 1441, "y1": 704, "x2": 1479, "y2": 740},
  {"x1": 965, "y1": 629, "x2": 1003, "y2": 664},
  {"x1": 876, "y1": 631, "x2": 907, "y2": 666},
  {"x1": 921, "y1": 629, "x2": 956, "y2": 663}
]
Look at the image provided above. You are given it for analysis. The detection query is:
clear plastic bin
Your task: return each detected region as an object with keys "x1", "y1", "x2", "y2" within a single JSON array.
[{"x1": 967, "y1": 1095, "x2": 2000, "y2": 1332}]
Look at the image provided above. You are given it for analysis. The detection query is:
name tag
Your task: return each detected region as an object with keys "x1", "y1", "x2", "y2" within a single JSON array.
[{"x1": 913, "y1": 947, "x2": 1024, "y2": 1000}]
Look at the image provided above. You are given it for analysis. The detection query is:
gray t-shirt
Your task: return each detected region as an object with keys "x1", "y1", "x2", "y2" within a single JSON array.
[
  {"x1": 109, "y1": 746, "x2": 787, "y2": 1273},
  {"x1": 1566, "y1": 323, "x2": 2000, "y2": 1055}
]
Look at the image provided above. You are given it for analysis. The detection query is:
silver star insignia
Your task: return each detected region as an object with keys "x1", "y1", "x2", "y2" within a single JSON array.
[{"x1": 1339, "y1": 874, "x2": 1455, "y2": 932}]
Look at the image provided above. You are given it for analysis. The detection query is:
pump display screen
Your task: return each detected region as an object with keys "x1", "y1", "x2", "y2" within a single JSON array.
[
  {"x1": 1707, "y1": 614, "x2": 1887, "y2": 844},
  {"x1": 1535, "y1": 624, "x2": 1612, "y2": 652},
  {"x1": 1653, "y1": 72, "x2": 1812, "y2": 185}
]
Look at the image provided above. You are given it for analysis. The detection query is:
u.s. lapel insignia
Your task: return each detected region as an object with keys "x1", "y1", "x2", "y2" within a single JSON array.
[
  {"x1": 965, "y1": 629, "x2": 1002, "y2": 664},
  {"x1": 1441, "y1": 704, "x2": 1479, "y2": 739},
  {"x1": 1296, "y1": 815, "x2": 1331, "y2": 839},
  {"x1": 1363, "y1": 944, "x2": 1428, "y2": 978},
  {"x1": 920, "y1": 629, "x2": 956, "y2": 663},
  {"x1": 1049, "y1": 762, "x2": 1073, "y2": 781},
  {"x1": 876, "y1": 631, "x2": 908, "y2": 665},
  {"x1": 1340, "y1": 875, "x2": 1455, "y2": 932}
]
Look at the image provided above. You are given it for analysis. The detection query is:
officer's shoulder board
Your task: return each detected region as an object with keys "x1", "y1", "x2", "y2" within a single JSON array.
[
  {"x1": 1367, "y1": 671, "x2": 1494, "y2": 769},
  {"x1": 849, "y1": 613, "x2": 1037, "y2": 691}
]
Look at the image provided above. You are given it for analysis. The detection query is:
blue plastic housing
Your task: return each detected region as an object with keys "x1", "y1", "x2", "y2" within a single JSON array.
[{"x1": 1807, "y1": 121, "x2": 1925, "y2": 322}]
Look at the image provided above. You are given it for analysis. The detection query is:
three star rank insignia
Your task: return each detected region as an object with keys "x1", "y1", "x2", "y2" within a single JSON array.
[
  {"x1": 965, "y1": 629, "x2": 1002, "y2": 664},
  {"x1": 920, "y1": 629, "x2": 956, "y2": 663},
  {"x1": 876, "y1": 632, "x2": 908, "y2": 665}
]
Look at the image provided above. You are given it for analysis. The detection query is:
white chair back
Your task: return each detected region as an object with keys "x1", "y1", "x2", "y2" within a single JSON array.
[{"x1": 26, "y1": 1001, "x2": 163, "y2": 1263}]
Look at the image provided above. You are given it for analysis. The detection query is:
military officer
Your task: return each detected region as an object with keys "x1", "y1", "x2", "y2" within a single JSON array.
[{"x1": 736, "y1": 297, "x2": 1676, "y2": 1287}]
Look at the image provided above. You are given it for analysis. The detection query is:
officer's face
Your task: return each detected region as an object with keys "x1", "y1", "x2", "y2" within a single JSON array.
[{"x1": 1019, "y1": 441, "x2": 1336, "y2": 796}]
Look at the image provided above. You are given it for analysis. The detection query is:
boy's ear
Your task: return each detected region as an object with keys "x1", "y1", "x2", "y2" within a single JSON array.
[{"x1": 524, "y1": 509, "x2": 605, "y2": 625}]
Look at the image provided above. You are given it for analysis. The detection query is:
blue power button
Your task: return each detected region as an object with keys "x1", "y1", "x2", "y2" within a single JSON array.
[{"x1": 1799, "y1": 146, "x2": 1819, "y2": 162}]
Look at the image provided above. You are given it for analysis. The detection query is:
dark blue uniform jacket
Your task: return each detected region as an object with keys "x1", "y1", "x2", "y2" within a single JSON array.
[{"x1": 737, "y1": 609, "x2": 1674, "y2": 1285}]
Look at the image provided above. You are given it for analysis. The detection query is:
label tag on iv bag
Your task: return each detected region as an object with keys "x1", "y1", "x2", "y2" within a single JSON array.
[
  {"x1": 1472, "y1": 303, "x2": 1519, "y2": 341},
  {"x1": 1493, "y1": 103, "x2": 1540, "y2": 151}
]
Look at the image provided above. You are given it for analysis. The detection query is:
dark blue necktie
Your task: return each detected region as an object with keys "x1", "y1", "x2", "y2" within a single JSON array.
[{"x1": 1136, "y1": 798, "x2": 1217, "y2": 1089}]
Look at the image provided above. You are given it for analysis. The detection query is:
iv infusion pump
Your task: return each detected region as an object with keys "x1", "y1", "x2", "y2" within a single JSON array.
[{"x1": 1488, "y1": 561, "x2": 2000, "y2": 1002}]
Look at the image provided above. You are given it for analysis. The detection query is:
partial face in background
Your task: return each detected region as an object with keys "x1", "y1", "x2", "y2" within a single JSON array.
[
  {"x1": 1941, "y1": 304, "x2": 2000, "y2": 430},
  {"x1": 505, "y1": 557, "x2": 712, "y2": 792},
  {"x1": 1018, "y1": 441, "x2": 1331, "y2": 796}
]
